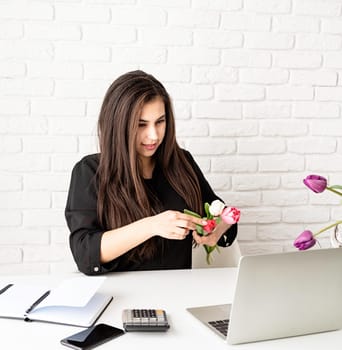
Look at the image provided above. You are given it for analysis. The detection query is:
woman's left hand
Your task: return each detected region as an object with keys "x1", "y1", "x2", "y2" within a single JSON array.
[{"x1": 192, "y1": 229, "x2": 221, "y2": 247}]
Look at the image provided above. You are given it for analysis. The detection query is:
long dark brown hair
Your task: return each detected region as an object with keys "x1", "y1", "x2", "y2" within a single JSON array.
[{"x1": 97, "y1": 70, "x2": 202, "y2": 262}]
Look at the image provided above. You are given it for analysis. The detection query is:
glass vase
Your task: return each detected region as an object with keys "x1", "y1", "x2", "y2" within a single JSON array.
[{"x1": 330, "y1": 224, "x2": 342, "y2": 248}]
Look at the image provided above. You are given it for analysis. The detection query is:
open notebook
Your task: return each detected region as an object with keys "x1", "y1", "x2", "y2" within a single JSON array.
[{"x1": 0, "y1": 276, "x2": 112, "y2": 327}]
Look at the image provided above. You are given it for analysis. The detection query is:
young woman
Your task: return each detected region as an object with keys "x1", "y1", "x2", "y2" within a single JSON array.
[{"x1": 65, "y1": 70, "x2": 237, "y2": 275}]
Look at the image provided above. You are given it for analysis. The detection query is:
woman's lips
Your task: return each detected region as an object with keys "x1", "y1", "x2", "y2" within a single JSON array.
[{"x1": 143, "y1": 143, "x2": 157, "y2": 151}]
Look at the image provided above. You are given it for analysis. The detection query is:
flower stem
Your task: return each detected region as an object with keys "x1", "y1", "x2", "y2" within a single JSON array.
[
  {"x1": 326, "y1": 187, "x2": 342, "y2": 197},
  {"x1": 313, "y1": 220, "x2": 342, "y2": 237}
]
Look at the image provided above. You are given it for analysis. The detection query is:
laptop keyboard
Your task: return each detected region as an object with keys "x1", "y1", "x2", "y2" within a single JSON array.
[{"x1": 208, "y1": 319, "x2": 229, "y2": 337}]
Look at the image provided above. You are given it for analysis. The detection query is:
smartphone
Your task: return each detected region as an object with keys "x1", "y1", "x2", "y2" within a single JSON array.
[{"x1": 60, "y1": 323, "x2": 124, "y2": 350}]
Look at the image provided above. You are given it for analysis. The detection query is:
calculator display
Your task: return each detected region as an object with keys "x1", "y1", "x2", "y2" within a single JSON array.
[{"x1": 122, "y1": 309, "x2": 170, "y2": 332}]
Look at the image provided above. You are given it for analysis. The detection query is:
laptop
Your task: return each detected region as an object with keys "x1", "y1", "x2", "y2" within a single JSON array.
[{"x1": 187, "y1": 248, "x2": 342, "y2": 344}]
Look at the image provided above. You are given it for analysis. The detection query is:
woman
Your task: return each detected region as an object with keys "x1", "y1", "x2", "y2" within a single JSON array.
[{"x1": 65, "y1": 70, "x2": 237, "y2": 275}]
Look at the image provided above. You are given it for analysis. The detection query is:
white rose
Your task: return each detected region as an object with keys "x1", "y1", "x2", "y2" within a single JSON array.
[{"x1": 209, "y1": 200, "x2": 225, "y2": 216}]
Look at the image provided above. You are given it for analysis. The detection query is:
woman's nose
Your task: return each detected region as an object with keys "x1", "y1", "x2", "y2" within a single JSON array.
[{"x1": 147, "y1": 126, "x2": 157, "y2": 140}]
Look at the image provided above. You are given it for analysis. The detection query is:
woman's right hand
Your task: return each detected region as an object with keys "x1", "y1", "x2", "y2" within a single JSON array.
[{"x1": 146, "y1": 210, "x2": 207, "y2": 240}]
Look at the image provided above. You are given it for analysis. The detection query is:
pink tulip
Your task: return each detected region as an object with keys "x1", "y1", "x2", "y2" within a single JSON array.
[
  {"x1": 303, "y1": 175, "x2": 327, "y2": 193},
  {"x1": 203, "y1": 219, "x2": 216, "y2": 234},
  {"x1": 221, "y1": 207, "x2": 240, "y2": 225},
  {"x1": 293, "y1": 230, "x2": 316, "y2": 250}
]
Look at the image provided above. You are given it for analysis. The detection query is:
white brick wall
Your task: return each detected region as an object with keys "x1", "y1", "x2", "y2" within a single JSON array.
[{"x1": 1, "y1": 0, "x2": 341, "y2": 274}]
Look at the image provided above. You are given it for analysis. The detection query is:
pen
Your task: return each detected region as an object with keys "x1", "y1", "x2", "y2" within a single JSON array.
[
  {"x1": 0, "y1": 284, "x2": 13, "y2": 295},
  {"x1": 25, "y1": 290, "x2": 51, "y2": 314}
]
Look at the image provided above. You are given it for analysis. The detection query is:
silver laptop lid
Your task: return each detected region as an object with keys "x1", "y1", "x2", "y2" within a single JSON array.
[{"x1": 227, "y1": 248, "x2": 342, "y2": 344}]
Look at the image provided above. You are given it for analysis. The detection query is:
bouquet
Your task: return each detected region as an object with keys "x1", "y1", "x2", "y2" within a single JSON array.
[
  {"x1": 293, "y1": 175, "x2": 342, "y2": 250},
  {"x1": 184, "y1": 200, "x2": 241, "y2": 264}
]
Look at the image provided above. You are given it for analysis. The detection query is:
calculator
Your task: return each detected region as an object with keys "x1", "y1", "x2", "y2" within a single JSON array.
[{"x1": 122, "y1": 309, "x2": 170, "y2": 332}]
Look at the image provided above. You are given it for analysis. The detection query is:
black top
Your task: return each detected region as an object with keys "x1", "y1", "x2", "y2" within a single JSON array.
[{"x1": 65, "y1": 150, "x2": 237, "y2": 275}]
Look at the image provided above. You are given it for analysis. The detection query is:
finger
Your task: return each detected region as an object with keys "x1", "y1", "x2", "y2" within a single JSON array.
[{"x1": 179, "y1": 213, "x2": 207, "y2": 226}]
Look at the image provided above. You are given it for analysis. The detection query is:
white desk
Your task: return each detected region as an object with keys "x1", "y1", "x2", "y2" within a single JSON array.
[{"x1": 1, "y1": 268, "x2": 341, "y2": 349}]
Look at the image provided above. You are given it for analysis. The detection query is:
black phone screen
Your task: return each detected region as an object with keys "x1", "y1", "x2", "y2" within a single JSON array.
[{"x1": 61, "y1": 323, "x2": 124, "y2": 350}]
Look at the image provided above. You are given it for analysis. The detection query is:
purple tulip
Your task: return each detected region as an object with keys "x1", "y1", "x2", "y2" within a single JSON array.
[
  {"x1": 303, "y1": 175, "x2": 327, "y2": 193},
  {"x1": 293, "y1": 230, "x2": 316, "y2": 250}
]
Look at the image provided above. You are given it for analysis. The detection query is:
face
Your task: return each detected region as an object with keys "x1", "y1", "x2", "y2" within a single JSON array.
[{"x1": 136, "y1": 97, "x2": 166, "y2": 164}]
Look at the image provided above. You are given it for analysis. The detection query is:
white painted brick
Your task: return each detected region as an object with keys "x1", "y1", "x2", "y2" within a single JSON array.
[
  {"x1": 283, "y1": 206, "x2": 330, "y2": 223},
  {"x1": 309, "y1": 189, "x2": 340, "y2": 206},
  {"x1": 239, "y1": 68, "x2": 289, "y2": 85},
  {"x1": 267, "y1": 86, "x2": 313, "y2": 101},
  {"x1": 23, "y1": 136, "x2": 78, "y2": 153},
  {"x1": 0, "y1": 41, "x2": 53, "y2": 60},
  {"x1": 311, "y1": 121, "x2": 342, "y2": 136},
  {"x1": 23, "y1": 245, "x2": 70, "y2": 262},
  {"x1": 245, "y1": 32, "x2": 294, "y2": 50},
  {"x1": 324, "y1": 52, "x2": 342, "y2": 68},
  {"x1": 322, "y1": 18, "x2": 342, "y2": 34},
  {"x1": 216, "y1": 85, "x2": 265, "y2": 101},
  {"x1": 0, "y1": 62, "x2": 26, "y2": 78},
  {"x1": 245, "y1": 0, "x2": 291, "y2": 13},
  {"x1": 193, "y1": 102, "x2": 241, "y2": 119},
  {"x1": 296, "y1": 34, "x2": 342, "y2": 51},
  {"x1": 140, "y1": 0, "x2": 190, "y2": 7},
  {"x1": 50, "y1": 118, "x2": 97, "y2": 135},
  {"x1": 31, "y1": 99, "x2": 86, "y2": 116},
  {"x1": 240, "y1": 208, "x2": 282, "y2": 224},
  {"x1": 0, "y1": 154, "x2": 50, "y2": 172},
  {"x1": 237, "y1": 225, "x2": 257, "y2": 241},
  {"x1": 194, "y1": 30, "x2": 242, "y2": 48},
  {"x1": 112, "y1": 47, "x2": 166, "y2": 64},
  {"x1": 243, "y1": 102, "x2": 291, "y2": 119},
  {"x1": 293, "y1": 102, "x2": 340, "y2": 119},
  {"x1": 233, "y1": 175, "x2": 280, "y2": 191},
  {"x1": 52, "y1": 192, "x2": 68, "y2": 209},
  {"x1": 240, "y1": 243, "x2": 284, "y2": 255},
  {"x1": 192, "y1": 0, "x2": 242, "y2": 10},
  {"x1": 191, "y1": 155, "x2": 211, "y2": 172},
  {"x1": 140, "y1": 65, "x2": 191, "y2": 83},
  {"x1": 83, "y1": 25, "x2": 136, "y2": 43},
  {"x1": 272, "y1": 15, "x2": 319, "y2": 33},
  {"x1": 238, "y1": 139, "x2": 286, "y2": 154},
  {"x1": 193, "y1": 67, "x2": 237, "y2": 84},
  {"x1": 205, "y1": 174, "x2": 231, "y2": 191},
  {"x1": 173, "y1": 101, "x2": 191, "y2": 120},
  {"x1": 260, "y1": 121, "x2": 308, "y2": 136},
  {"x1": 175, "y1": 121, "x2": 209, "y2": 137},
  {"x1": 221, "y1": 13, "x2": 271, "y2": 31},
  {"x1": 141, "y1": 28, "x2": 191, "y2": 46},
  {"x1": 52, "y1": 155, "x2": 85, "y2": 172},
  {"x1": 111, "y1": 7, "x2": 166, "y2": 25},
  {"x1": 0, "y1": 78, "x2": 54, "y2": 96},
  {"x1": 212, "y1": 156, "x2": 258, "y2": 173},
  {"x1": 258, "y1": 155, "x2": 304, "y2": 172},
  {"x1": 55, "y1": 80, "x2": 109, "y2": 98},
  {"x1": 0, "y1": 2, "x2": 53, "y2": 20},
  {"x1": 0, "y1": 136, "x2": 22, "y2": 153},
  {"x1": 0, "y1": 211, "x2": 21, "y2": 226},
  {"x1": 263, "y1": 190, "x2": 308, "y2": 206},
  {"x1": 55, "y1": 43, "x2": 110, "y2": 61},
  {"x1": 288, "y1": 138, "x2": 337, "y2": 154},
  {"x1": 24, "y1": 174, "x2": 70, "y2": 191},
  {"x1": 2, "y1": 117, "x2": 48, "y2": 135},
  {"x1": 210, "y1": 121, "x2": 258, "y2": 137},
  {"x1": 219, "y1": 191, "x2": 261, "y2": 207},
  {"x1": 0, "y1": 174, "x2": 22, "y2": 191},
  {"x1": 166, "y1": 83, "x2": 213, "y2": 100},
  {"x1": 291, "y1": 69, "x2": 337, "y2": 86},
  {"x1": 78, "y1": 136, "x2": 99, "y2": 154},
  {"x1": 0, "y1": 21, "x2": 23, "y2": 39},
  {"x1": 281, "y1": 173, "x2": 309, "y2": 190},
  {"x1": 168, "y1": 48, "x2": 219, "y2": 65},
  {"x1": 316, "y1": 87, "x2": 342, "y2": 101},
  {"x1": 0, "y1": 228, "x2": 49, "y2": 245},
  {"x1": 28, "y1": 62, "x2": 83, "y2": 79},
  {"x1": 84, "y1": 63, "x2": 137, "y2": 80},
  {"x1": 0, "y1": 192, "x2": 50, "y2": 209},
  {"x1": 273, "y1": 52, "x2": 322, "y2": 69},
  {"x1": 222, "y1": 50, "x2": 271, "y2": 68},
  {"x1": 51, "y1": 227, "x2": 70, "y2": 245},
  {"x1": 55, "y1": 4, "x2": 110, "y2": 22},
  {"x1": 293, "y1": 0, "x2": 341, "y2": 16},
  {"x1": 257, "y1": 223, "x2": 306, "y2": 240},
  {"x1": 25, "y1": 23, "x2": 81, "y2": 40},
  {"x1": 0, "y1": 248, "x2": 22, "y2": 264},
  {"x1": 0, "y1": 263, "x2": 49, "y2": 275},
  {"x1": 168, "y1": 9, "x2": 219, "y2": 28},
  {"x1": 50, "y1": 261, "x2": 78, "y2": 274},
  {"x1": 308, "y1": 155, "x2": 342, "y2": 172},
  {"x1": 23, "y1": 209, "x2": 65, "y2": 227},
  {"x1": 187, "y1": 138, "x2": 235, "y2": 155}
]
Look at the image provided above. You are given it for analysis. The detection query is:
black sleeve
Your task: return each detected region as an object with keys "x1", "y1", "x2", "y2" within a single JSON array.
[
  {"x1": 184, "y1": 150, "x2": 238, "y2": 247},
  {"x1": 65, "y1": 155, "x2": 116, "y2": 275}
]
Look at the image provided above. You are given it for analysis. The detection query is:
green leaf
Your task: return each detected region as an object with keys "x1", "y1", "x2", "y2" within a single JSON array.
[
  {"x1": 184, "y1": 209, "x2": 201, "y2": 218},
  {"x1": 204, "y1": 202, "x2": 213, "y2": 219},
  {"x1": 195, "y1": 224, "x2": 204, "y2": 235}
]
